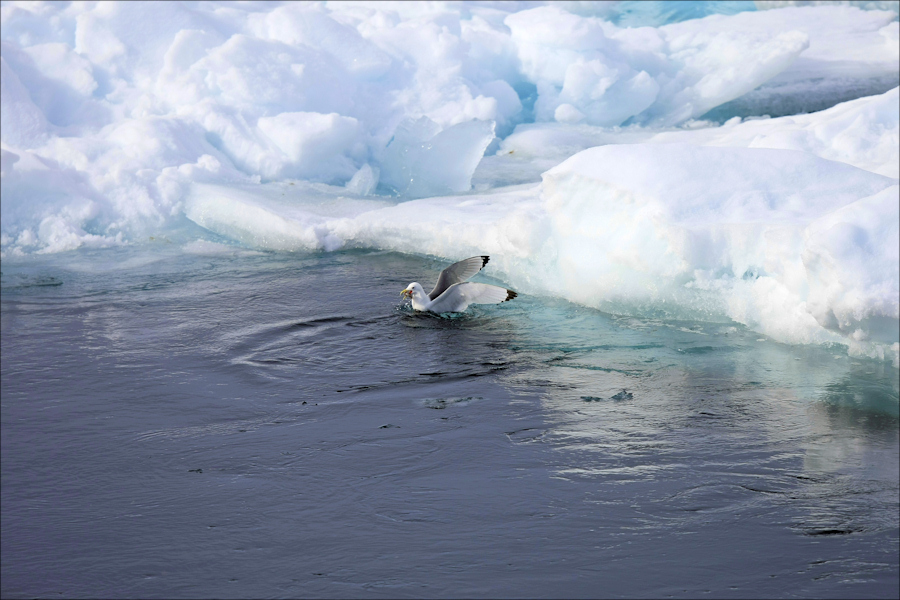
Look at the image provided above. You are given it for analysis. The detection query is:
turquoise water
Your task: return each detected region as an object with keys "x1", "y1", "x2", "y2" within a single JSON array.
[
  {"x1": 598, "y1": 1, "x2": 758, "y2": 27},
  {"x1": 2, "y1": 246, "x2": 897, "y2": 598}
]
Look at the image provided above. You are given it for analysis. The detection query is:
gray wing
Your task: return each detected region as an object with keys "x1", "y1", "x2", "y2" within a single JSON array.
[
  {"x1": 428, "y1": 282, "x2": 517, "y2": 313},
  {"x1": 428, "y1": 255, "x2": 490, "y2": 300}
]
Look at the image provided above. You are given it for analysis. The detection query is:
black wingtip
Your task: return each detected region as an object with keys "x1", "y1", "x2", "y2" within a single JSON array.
[
  {"x1": 481, "y1": 255, "x2": 490, "y2": 268},
  {"x1": 505, "y1": 289, "x2": 517, "y2": 302}
]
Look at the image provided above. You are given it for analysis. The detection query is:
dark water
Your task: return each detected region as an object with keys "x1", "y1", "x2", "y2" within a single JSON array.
[{"x1": 2, "y1": 248, "x2": 898, "y2": 598}]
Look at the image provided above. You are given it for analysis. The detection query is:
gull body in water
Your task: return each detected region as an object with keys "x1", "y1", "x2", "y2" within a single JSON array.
[{"x1": 401, "y1": 256, "x2": 517, "y2": 313}]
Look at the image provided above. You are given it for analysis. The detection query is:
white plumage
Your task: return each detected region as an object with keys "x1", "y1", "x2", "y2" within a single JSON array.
[{"x1": 401, "y1": 256, "x2": 517, "y2": 313}]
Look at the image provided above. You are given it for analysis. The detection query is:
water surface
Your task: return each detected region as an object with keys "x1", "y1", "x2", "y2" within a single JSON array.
[{"x1": 2, "y1": 247, "x2": 898, "y2": 598}]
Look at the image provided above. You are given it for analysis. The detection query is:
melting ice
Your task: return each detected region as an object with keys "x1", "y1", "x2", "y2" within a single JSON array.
[{"x1": 1, "y1": 0, "x2": 898, "y2": 365}]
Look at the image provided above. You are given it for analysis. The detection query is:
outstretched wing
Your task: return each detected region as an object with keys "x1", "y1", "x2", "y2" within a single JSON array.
[
  {"x1": 428, "y1": 256, "x2": 490, "y2": 300},
  {"x1": 428, "y1": 282, "x2": 517, "y2": 313}
]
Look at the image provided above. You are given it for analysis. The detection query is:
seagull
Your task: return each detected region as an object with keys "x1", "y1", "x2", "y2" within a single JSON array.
[{"x1": 401, "y1": 256, "x2": 517, "y2": 313}]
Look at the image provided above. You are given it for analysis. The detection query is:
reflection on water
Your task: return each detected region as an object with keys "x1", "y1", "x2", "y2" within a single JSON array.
[
  {"x1": 2, "y1": 247, "x2": 897, "y2": 599},
  {"x1": 505, "y1": 297, "x2": 898, "y2": 547}
]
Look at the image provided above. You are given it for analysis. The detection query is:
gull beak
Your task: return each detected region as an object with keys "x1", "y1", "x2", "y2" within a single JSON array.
[{"x1": 400, "y1": 289, "x2": 410, "y2": 297}]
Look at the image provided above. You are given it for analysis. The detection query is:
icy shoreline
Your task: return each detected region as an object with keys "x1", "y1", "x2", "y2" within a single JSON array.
[
  {"x1": 180, "y1": 141, "x2": 899, "y2": 366},
  {"x1": 1, "y1": 1, "x2": 898, "y2": 364}
]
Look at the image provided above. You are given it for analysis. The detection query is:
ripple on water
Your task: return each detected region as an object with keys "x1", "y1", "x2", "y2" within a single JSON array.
[{"x1": 1, "y1": 247, "x2": 897, "y2": 598}]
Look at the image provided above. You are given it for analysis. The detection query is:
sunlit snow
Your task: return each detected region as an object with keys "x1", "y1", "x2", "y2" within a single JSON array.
[{"x1": 1, "y1": 0, "x2": 898, "y2": 364}]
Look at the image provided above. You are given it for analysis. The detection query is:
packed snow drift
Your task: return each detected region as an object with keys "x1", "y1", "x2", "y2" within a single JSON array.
[{"x1": 1, "y1": 0, "x2": 898, "y2": 364}]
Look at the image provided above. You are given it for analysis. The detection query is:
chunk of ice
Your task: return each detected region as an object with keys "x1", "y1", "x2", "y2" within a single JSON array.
[{"x1": 380, "y1": 118, "x2": 495, "y2": 198}]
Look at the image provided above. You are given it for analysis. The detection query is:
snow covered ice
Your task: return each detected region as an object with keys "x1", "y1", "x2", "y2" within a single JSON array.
[
  {"x1": 1, "y1": 0, "x2": 897, "y2": 365},
  {"x1": 2, "y1": 2, "x2": 899, "y2": 598}
]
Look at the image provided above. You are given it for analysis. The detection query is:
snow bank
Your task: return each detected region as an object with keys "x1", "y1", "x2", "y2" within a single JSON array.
[
  {"x1": 506, "y1": 3, "x2": 897, "y2": 127},
  {"x1": 537, "y1": 145, "x2": 898, "y2": 365},
  {"x1": 1, "y1": 1, "x2": 897, "y2": 363},
  {"x1": 648, "y1": 87, "x2": 900, "y2": 178},
  {"x1": 702, "y1": 4, "x2": 900, "y2": 118},
  {"x1": 3, "y1": 1, "x2": 897, "y2": 257},
  {"x1": 182, "y1": 144, "x2": 899, "y2": 365},
  {"x1": 499, "y1": 86, "x2": 900, "y2": 179},
  {"x1": 505, "y1": 5, "x2": 810, "y2": 127}
]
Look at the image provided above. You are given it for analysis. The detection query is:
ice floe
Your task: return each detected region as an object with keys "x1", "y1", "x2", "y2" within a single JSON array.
[{"x1": 1, "y1": 0, "x2": 898, "y2": 363}]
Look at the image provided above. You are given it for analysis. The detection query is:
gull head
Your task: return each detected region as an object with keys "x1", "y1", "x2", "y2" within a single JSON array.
[
  {"x1": 400, "y1": 283, "x2": 426, "y2": 308},
  {"x1": 400, "y1": 282, "x2": 425, "y2": 298}
]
